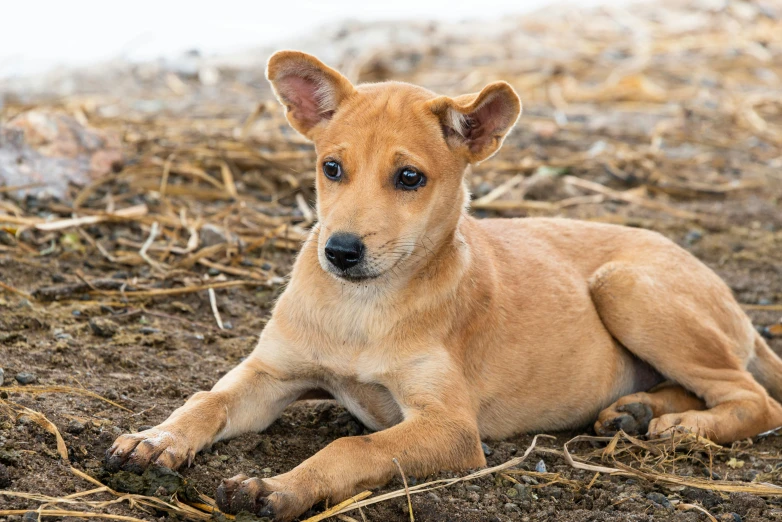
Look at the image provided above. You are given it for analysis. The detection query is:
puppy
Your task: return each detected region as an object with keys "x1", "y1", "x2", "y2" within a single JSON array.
[{"x1": 106, "y1": 51, "x2": 782, "y2": 521}]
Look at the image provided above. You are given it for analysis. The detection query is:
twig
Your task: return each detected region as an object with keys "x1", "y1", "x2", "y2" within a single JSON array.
[
  {"x1": 34, "y1": 205, "x2": 149, "y2": 232},
  {"x1": 302, "y1": 491, "x2": 373, "y2": 522},
  {"x1": 393, "y1": 458, "x2": 415, "y2": 522},
  {"x1": 0, "y1": 279, "x2": 33, "y2": 300},
  {"x1": 90, "y1": 280, "x2": 265, "y2": 299},
  {"x1": 208, "y1": 287, "x2": 224, "y2": 330},
  {"x1": 139, "y1": 221, "x2": 167, "y2": 272}
]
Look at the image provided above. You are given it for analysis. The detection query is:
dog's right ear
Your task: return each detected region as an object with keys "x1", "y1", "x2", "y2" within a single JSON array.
[{"x1": 266, "y1": 51, "x2": 355, "y2": 139}]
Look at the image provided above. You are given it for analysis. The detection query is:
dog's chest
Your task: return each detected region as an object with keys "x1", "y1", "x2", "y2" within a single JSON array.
[{"x1": 308, "y1": 349, "x2": 404, "y2": 431}]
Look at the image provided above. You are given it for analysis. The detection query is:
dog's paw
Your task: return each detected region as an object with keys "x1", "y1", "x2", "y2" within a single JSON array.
[
  {"x1": 105, "y1": 427, "x2": 194, "y2": 473},
  {"x1": 647, "y1": 412, "x2": 711, "y2": 441},
  {"x1": 595, "y1": 401, "x2": 654, "y2": 437},
  {"x1": 216, "y1": 474, "x2": 305, "y2": 522}
]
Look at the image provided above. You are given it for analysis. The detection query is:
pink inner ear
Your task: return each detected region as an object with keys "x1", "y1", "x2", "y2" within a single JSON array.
[
  {"x1": 277, "y1": 74, "x2": 327, "y2": 130},
  {"x1": 464, "y1": 95, "x2": 513, "y2": 153}
]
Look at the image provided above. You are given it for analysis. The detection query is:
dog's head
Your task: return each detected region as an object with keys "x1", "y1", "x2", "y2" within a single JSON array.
[{"x1": 267, "y1": 51, "x2": 521, "y2": 283}]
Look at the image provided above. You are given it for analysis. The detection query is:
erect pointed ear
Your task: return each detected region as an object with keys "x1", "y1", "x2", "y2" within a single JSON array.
[
  {"x1": 427, "y1": 82, "x2": 521, "y2": 163},
  {"x1": 266, "y1": 50, "x2": 356, "y2": 139}
]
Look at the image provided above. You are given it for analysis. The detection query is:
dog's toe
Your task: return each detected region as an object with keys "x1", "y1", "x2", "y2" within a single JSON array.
[
  {"x1": 217, "y1": 475, "x2": 275, "y2": 517},
  {"x1": 595, "y1": 402, "x2": 654, "y2": 436}
]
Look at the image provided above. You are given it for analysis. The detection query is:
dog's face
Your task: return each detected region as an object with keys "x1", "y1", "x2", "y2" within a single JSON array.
[{"x1": 267, "y1": 51, "x2": 521, "y2": 283}]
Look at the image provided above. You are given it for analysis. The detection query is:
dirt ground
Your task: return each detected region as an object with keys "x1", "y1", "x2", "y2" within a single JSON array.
[{"x1": 3, "y1": 0, "x2": 782, "y2": 521}]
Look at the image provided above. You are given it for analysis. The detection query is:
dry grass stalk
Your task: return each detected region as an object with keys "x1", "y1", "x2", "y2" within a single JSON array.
[
  {"x1": 0, "y1": 385, "x2": 133, "y2": 412},
  {"x1": 393, "y1": 457, "x2": 415, "y2": 522},
  {"x1": 0, "y1": 398, "x2": 69, "y2": 461}
]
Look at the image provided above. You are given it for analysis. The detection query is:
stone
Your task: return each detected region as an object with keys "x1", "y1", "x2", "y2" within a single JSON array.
[
  {"x1": 15, "y1": 372, "x2": 36, "y2": 385},
  {"x1": 0, "y1": 110, "x2": 123, "y2": 200},
  {"x1": 89, "y1": 317, "x2": 118, "y2": 337}
]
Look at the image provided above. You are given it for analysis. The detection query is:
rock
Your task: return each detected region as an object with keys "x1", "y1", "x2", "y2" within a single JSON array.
[
  {"x1": 139, "y1": 327, "x2": 161, "y2": 335},
  {"x1": 199, "y1": 224, "x2": 237, "y2": 247},
  {"x1": 685, "y1": 230, "x2": 703, "y2": 245},
  {"x1": 720, "y1": 514, "x2": 742, "y2": 522},
  {"x1": 0, "y1": 367, "x2": 4, "y2": 386},
  {"x1": 15, "y1": 372, "x2": 36, "y2": 385},
  {"x1": 0, "y1": 462, "x2": 11, "y2": 487},
  {"x1": 514, "y1": 483, "x2": 534, "y2": 501},
  {"x1": 728, "y1": 492, "x2": 765, "y2": 515},
  {"x1": 504, "y1": 502, "x2": 519, "y2": 512},
  {"x1": 0, "y1": 110, "x2": 123, "y2": 200},
  {"x1": 66, "y1": 419, "x2": 86, "y2": 434},
  {"x1": 89, "y1": 317, "x2": 118, "y2": 337},
  {"x1": 22, "y1": 512, "x2": 38, "y2": 522},
  {"x1": 465, "y1": 484, "x2": 481, "y2": 492},
  {"x1": 646, "y1": 492, "x2": 673, "y2": 510},
  {"x1": 535, "y1": 459, "x2": 547, "y2": 473},
  {"x1": 506, "y1": 487, "x2": 518, "y2": 498},
  {"x1": 481, "y1": 442, "x2": 493, "y2": 456}
]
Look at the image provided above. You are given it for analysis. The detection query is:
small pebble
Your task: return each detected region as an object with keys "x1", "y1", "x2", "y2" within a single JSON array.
[
  {"x1": 261, "y1": 263, "x2": 273, "y2": 271},
  {"x1": 0, "y1": 463, "x2": 10, "y2": 487},
  {"x1": 465, "y1": 484, "x2": 481, "y2": 492},
  {"x1": 89, "y1": 317, "x2": 118, "y2": 338},
  {"x1": 0, "y1": 367, "x2": 4, "y2": 386},
  {"x1": 23, "y1": 511, "x2": 38, "y2": 522},
  {"x1": 720, "y1": 514, "x2": 741, "y2": 522},
  {"x1": 15, "y1": 372, "x2": 37, "y2": 385},
  {"x1": 72, "y1": 310, "x2": 82, "y2": 317},
  {"x1": 535, "y1": 459, "x2": 547, "y2": 473},
  {"x1": 684, "y1": 230, "x2": 703, "y2": 245},
  {"x1": 66, "y1": 419, "x2": 86, "y2": 434},
  {"x1": 513, "y1": 483, "x2": 532, "y2": 501},
  {"x1": 139, "y1": 327, "x2": 161, "y2": 335},
  {"x1": 481, "y1": 442, "x2": 493, "y2": 457},
  {"x1": 646, "y1": 492, "x2": 673, "y2": 510},
  {"x1": 53, "y1": 329, "x2": 72, "y2": 341},
  {"x1": 504, "y1": 502, "x2": 519, "y2": 512},
  {"x1": 223, "y1": 321, "x2": 234, "y2": 330},
  {"x1": 758, "y1": 298, "x2": 772, "y2": 306},
  {"x1": 208, "y1": 267, "x2": 221, "y2": 276}
]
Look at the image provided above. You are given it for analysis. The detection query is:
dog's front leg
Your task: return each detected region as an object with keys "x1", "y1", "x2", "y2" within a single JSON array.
[
  {"x1": 106, "y1": 327, "x2": 306, "y2": 472},
  {"x1": 216, "y1": 360, "x2": 485, "y2": 521}
]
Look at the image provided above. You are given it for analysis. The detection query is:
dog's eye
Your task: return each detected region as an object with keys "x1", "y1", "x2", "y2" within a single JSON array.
[
  {"x1": 397, "y1": 168, "x2": 426, "y2": 190},
  {"x1": 323, "y1": 161, "x2": 342, "y2": 181}
]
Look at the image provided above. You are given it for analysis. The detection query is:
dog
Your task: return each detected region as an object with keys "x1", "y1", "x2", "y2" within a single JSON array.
[{"x1": 106, "y1": 50, "x2": 782, "y2": 521}]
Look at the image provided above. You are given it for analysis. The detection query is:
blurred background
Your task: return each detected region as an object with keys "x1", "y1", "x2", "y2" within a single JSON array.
[
  {"x1": 2, "y1": 1, "x2": 782, "y2": 520},
  {"x1": 0, "y1": 0, "x2": 628, "y2": 78}
]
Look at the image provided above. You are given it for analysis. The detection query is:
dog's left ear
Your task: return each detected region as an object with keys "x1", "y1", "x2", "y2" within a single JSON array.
[
  {"x1": 266, "y1": 50, "x2": 356, "y2": 139},
  {"x1": 427, "y1": 82, "x2": 521, "y2": 163}
]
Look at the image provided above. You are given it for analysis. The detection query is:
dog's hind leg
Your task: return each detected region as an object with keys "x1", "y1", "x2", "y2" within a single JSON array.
[
  {"x1": 589, "y1": 261, "x2": 782, "y2": 443},
  {"x1": 595, "y1": 383, "x2": 705, "y2": 437}
]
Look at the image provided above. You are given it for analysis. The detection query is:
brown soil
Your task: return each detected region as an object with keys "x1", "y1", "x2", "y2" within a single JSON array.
[{"x1": 3, "y1": 1, "x2": 782, "y2": 521}]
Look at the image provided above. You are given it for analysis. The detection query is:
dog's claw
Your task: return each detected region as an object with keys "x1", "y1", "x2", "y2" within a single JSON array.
[{"x1": 216, "y1": 474, "x2": 276, "y2": 518}]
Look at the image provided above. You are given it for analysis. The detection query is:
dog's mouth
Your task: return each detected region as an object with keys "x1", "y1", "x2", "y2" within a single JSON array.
[{"x1": 330, "y1": 270, "x2": 382, "y2": 283}]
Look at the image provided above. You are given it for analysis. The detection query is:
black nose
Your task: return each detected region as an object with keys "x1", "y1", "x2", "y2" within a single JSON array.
[{"x1": 325, "y1": 233, "x2": 364, "y2": 271}]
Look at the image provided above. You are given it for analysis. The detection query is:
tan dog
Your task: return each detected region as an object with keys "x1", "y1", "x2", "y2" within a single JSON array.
[{"x1": 106, "y1": 51, "x2": 782, "y2": 521}]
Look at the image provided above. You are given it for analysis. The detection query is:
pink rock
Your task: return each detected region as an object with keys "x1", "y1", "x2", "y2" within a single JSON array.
[{"x1": 0, "y1": 110, "x2": 123, "y2": 200}]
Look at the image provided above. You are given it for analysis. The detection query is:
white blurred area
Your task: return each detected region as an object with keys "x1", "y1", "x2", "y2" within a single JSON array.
[{"x1": 0, "y1": 0, "x2": 630, "y2": 78}]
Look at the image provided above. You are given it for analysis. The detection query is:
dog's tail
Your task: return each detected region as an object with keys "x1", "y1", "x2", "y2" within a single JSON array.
[{"x1": 749, "y1": 332, "x2": 782, "y2": 403}]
